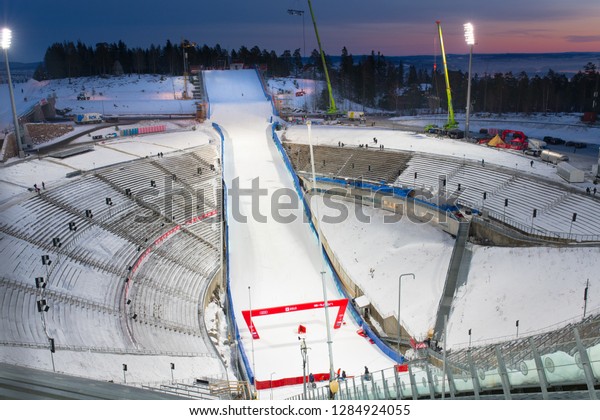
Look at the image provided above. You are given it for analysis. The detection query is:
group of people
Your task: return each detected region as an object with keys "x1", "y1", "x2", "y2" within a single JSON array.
[
  {"x1": 586, "y1": 187, "x2": 597, "y2": 196},
  {"x1": 308, "y1": 366, "x2": 371, "y2": 387},
  {"x1": 33, "y1": 182, "x2": 45, "y2": 194},
  {"x1": 335, "y1": 139, "x2": 384, "y2": 149}
]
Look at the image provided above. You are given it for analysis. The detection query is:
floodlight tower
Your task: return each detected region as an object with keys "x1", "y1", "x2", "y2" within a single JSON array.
[
  {"x1": 1, "y1": 28, "x2": 24, "y2": 158},
  {"x1": 287, "y1": 9, "x2": 306, "y2": 58},
  {"x1": 464, "y1": 23, "x2": 475, "y2": 139},
  {"x1": 181, "y1": 39, "x2": 196, "y2": 100}
]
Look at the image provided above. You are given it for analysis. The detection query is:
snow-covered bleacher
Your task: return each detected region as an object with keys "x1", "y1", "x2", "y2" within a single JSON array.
[
  {"x1": 393, "y1": 153, "x2": 600, "y2": 239},
  {"x1": 0, "y1": 144, "x2": 223, "y2": 376},
  {"x1": 284, "y1": 143, "x2": 411, "y2": 184}
]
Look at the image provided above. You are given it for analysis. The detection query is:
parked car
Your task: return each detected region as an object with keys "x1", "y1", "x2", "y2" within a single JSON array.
[
  {"x1": 448, "y1": 129, "x2": 465, "y2": 139},
  {"x1": 565, "y1": 141, "x2": 587, "y2": 148},
  {"x1": 543, "y1": 136, "x2": 565, "y2": 145},
  {"x1": 104, "y1": 133, "x2": 117, "y2": 139}
]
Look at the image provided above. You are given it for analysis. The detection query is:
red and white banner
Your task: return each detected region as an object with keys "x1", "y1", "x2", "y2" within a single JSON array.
[{"x1": 241, "y1": 299, "x2": 348, "y2": 339}]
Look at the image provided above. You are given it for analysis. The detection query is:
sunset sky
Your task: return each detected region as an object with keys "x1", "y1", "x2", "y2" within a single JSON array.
[{"x1": 2, "y1": 0, "x2": 600, "y2": 62}]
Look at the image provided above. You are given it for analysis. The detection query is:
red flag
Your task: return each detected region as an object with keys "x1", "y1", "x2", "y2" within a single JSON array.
[{"x1": 297, "y1": 325, "x2": 306, "y2": 334}]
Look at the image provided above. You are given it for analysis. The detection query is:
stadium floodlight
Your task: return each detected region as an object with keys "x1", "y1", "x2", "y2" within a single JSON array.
[
  {"x1": 464, "y1": 23, "x2": 475, "y2": 140},
  {"x1": 287, "y1": 9, "x2": 305, "y2": 58},
  {"x1": 464, "y1": 23, "x2": 475, "y2": 46},
  {"x1": 1, "y1": 28, "x2": 11, "y2": 49},
  {"x1": 1, "y1": 28, "x2": 24, "y2": 157}
]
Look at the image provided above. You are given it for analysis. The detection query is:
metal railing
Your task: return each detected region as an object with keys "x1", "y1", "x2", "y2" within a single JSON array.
[
  {"x1": 288, "y1": 318, "x2": 600, "y2": 400},
  {"x1": 458, "y1": 198, "x2": 600, "y2": 243}
]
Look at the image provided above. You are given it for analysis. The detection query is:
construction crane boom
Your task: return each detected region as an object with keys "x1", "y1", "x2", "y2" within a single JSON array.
[
  {"x1": 307, "y1": 0, "x2": 337, "y2": 114},
  {"x1": 436, "y1": 21, "x2": 458, "y2": 130}
]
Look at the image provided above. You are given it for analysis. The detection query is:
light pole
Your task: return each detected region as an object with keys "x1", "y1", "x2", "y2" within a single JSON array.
[
  {"x1": 307, "y1": 120, "x2": 335, "y2": 385},
  {"x1": 463, "y1": 23, "x2": 475, "y2": 140},
  {"x1": 397, "y1": 273, "x2": 415, "y2": 354},
  {"x1": 287, "y1": 9, "x2": 306, "y2": 60},
  {"x1": 569, "y1": 213, "x2": 577, "y2": 238},
  {"x1": 287, "y1": 8, "x2": 307, "y2": 110},
  {"x1": 1, "y1": 28, "x2": 24, "y2": 158},
  {"x1": 300, "y1": 337, "x2": 308, "y2": 399},
  {"x1": 270, "y1": 371, "x2": 276, "y2": 400},
  {"x1": 248, "y1": 286, "x2": 257, "y2": 398}
]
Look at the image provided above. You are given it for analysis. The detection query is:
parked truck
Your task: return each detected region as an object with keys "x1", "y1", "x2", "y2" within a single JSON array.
[
  {"x1": 540, "y1": 150, "x2": 568, "y2": 164},
  {"x1": 525, "y1": 138, "x2": 547, "y2": 156},
  {"x1": 347, "y1": 111, "x2": 365, "y2": 121},
  {"x1": 73, "y1": 113, "x2": 103, "y2": 124}
]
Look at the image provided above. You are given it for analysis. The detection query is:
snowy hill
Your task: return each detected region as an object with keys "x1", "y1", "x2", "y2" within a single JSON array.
[{"x1": 0, "y1": 74, "x2": 195, "y2": 132}]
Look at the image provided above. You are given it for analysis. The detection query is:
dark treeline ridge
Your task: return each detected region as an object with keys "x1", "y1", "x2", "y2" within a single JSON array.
[{"x1": 36, "y1": 40, "x2": 599, "y2": 114}]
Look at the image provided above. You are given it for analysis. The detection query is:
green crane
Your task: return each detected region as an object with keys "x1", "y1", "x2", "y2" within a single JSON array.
[
  {"x1": 307, "y1": 0, "x2": 337, "y2": 115},
  {"x1": 436, "y1": 21, "x2": 458, "y2": 130}
]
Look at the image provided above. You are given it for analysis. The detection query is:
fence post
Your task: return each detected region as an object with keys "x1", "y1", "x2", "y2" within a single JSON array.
[
  {"x1": 495, "y1": 346, "x2": 512, "y2": 400},
  {"x1": 466, "y1": 350, "x2": 481, "y2": 399},
  {"x1": 573, "y1": 327, "x2": 598, "y2": 400},
  {"x1": 528, "y1": 337, "x2": 549, "y2": 399},
  {"x1": 393, "y1": 367, "x2": 402, "y2": 400},
  {"x1": 407, "y1": 363, "x2": 419, "y2": 400}
]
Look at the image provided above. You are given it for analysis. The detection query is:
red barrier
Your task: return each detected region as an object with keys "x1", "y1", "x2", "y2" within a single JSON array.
[
  {"x1": 395, "y1": 364, "x2": 409, "y2": 373},
  {"x1": 241, "y1": 298, "x2": 348, "y2": 339},
  {"x1": 255, "y1": 372, "x2": 331, "y2": 390},
  {"x1": 125, "y1": 210, "x2": 217, "y2": 300}
]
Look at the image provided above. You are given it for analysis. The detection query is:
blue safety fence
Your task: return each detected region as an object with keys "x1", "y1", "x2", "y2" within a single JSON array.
[
  {"x1": 213, "y1": 122, "x2": 255, "y2": 386},
  {"x1": 314, "y1": 176, "x2": 413, "y2": 199},
  {"x1": 270, "y1": 124, "x2": 406, "y2": 365},
  {"x1": 313, "y1": 176, "x2": 460, "y2": 216}
]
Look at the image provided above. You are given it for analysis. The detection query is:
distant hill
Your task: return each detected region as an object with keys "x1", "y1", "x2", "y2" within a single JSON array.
[
  {"x1": 328, "y1": 52, "x2": 600, "y2": 77},
  {"x1": 0, "y1": 62, "x2": 40, "y2": 83}
]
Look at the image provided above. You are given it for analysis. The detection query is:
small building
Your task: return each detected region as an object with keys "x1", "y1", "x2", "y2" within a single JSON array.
[{"x1": 557, "y1": 162, "x2": 585, "y2": 183}]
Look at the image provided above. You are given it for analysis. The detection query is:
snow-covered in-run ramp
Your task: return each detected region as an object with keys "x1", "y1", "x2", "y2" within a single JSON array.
[{"x1": 205, "y1": 70, "x2": 395, "y2": 393}]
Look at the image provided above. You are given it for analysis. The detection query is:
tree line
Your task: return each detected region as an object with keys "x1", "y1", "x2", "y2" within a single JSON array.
[
  {"x1": 35, "y1": 40, "x2": 599, "y2": 114},
  {"x1": 327, "y1": 50, "x2": 599, "y2": 115}
]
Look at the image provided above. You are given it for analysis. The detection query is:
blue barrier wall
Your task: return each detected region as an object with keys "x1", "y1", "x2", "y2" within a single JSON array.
[{"x1": 212, "y1": 122, "x2": 255, "y2": 386}]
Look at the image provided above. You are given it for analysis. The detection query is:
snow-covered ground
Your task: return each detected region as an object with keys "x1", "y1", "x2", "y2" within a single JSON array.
[
  {"x1": 315, "y1": 196, "x2": 600, "y2": 349},
  {"x1": 317, "y1": 196, "x2": 454, "y2": 338},
  {"x1": 392, "y1": 113, "x2": 600, "y2": 147},
  {"x1": 1, "y1": 71, "x2": 599, "y2": 400}
]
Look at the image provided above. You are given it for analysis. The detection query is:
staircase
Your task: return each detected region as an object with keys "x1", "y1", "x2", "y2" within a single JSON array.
[
  {"x1": 433, "y1": 220, "x2": 471, "y2": 340},
  {"x1": 190, "y1": 72, "x2": 207, "y2": 121}
]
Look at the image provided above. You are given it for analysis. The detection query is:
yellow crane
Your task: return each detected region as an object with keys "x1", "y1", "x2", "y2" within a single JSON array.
[
  {"x1": 306, "y1": 0, "x2": 337, "y2": 115},
  {"x1": 436, "y1": 21, "x2": 458, "y2": 130}
]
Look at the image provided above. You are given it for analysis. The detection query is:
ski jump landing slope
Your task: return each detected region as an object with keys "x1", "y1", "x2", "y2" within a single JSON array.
[{"x1": 204, "y1": 70, "x2": 395, "y2": 389}]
